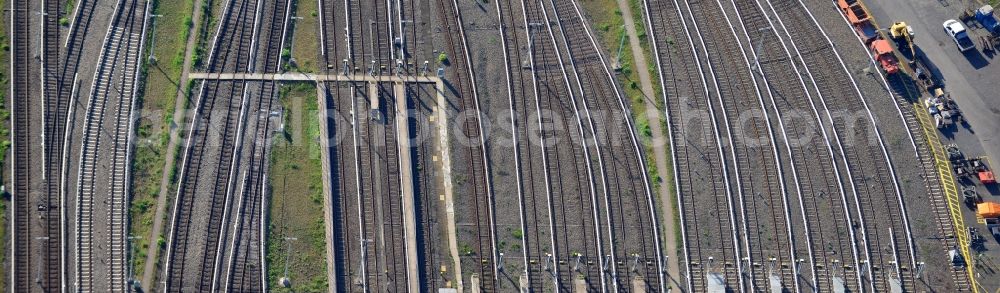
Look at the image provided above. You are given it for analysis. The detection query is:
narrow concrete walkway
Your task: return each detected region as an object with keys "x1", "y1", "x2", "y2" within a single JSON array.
[
  {"x1": 436, "y1": 81, "x2": 464, "y2": 292},
  {"x1": 394, "y1": 83, "x2": 421, "y2": 292},
  {"x1": 613, "y1": 0, "x2": 683, "y2": 290},
  {"x1": 140, "y1": 0, "x2": 205, "y2": 289},
  {"x1": 315, "y1": 82, "x2": 339, "y2": 292}
]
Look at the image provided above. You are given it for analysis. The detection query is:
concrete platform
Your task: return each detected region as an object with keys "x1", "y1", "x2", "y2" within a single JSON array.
[
  {"x1": 316, "y1": 82, "x2": 338, "y2": 293},
  {"x1": 394, "y1": 82, "x2": 421, "y2": 292}
]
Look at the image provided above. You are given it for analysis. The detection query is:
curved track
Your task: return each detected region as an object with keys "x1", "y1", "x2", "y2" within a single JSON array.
[
  {"x1": 434, "y1": 0, "x2": 500, "y2": 290},
  {"x1": 680, "y1": 0, "x2": 801, "y2": 290},
  {"x1": 162, "y1": 0, "x2": 263, "y2": 290},
  {"x1": 518, "y1": 0, "x2": 586, "y2": 290},
  {"x1": 728, "y1": 0, "x2": 866, "y2": 290},
  {"x1": 640, "y1": 0, "x2": 746, "y2": 290},
  {"x1": 75, "y1": 0, "x2": 149, "y2": 290},
  {"x1": 495, "y1": 0, "x2": 557, "y2": 290},
  {"x1": 550, "y1": 0, "x2": 667, "y2": 290},
  {"x1": 762, "y1": 0, "x2": 918, "y2": 291},
  {"x1": 216, "y1": 0, "x2": 289, "y2": 290}
]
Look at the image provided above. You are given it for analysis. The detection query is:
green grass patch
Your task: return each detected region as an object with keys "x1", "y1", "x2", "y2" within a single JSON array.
[
  {"x1": 286, "y1": 0, "x2": 320, "y2": 73},
  {"x1": 128, "y1": 0, "x2": 200, "y2": 281},
  {"x1": 578, "y1": 0, "x2": 667, "y2": 183},
  {"x1": 266, "y1": 82, "x2": 328, "y2": 292},
  {"x1": 0, "y1": 0, "x2": 10, "y2": 288},
  {"x1": 64, "y1": 0, "x2": 75, "y2": 15},
  {"x1": 579, "y1": 0, "x2": 679, "y2": 267}
]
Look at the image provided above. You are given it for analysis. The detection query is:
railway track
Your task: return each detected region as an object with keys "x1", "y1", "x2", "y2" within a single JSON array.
[
  {"x1": 492, "y1": 0, "x2": 535, "y2": 289},
  {"x1": 396, "y1": 0, "x2": 423, "y2": 71},
  {"x1": 825, "y1": 1, "x2": 973, "y2": 290},
  {"x1": 543, "y1": 2, "x2": 618, "y2": 290},
  {"x1": 434, "y1": 0, "x2": 499, "y2": 290},
  {"x1": 162, "y1": 0, "x2": 262, "y2": 290},
  {"x1": 497, "y1": 1, "x2": 572, "y2": 291},
  {"x1": 729, "y1": 0, "x2": 866, "y2": 290},
  {"x1": 358, "y1": 81, "x2": 410, "y2": 291},
  {"x1": 518, "y1": 0, "x2": 587, "y2": 291},
  {"x1": 346, "y1": 0, "x2": 395, "y2": 75},
  {"x1": 909, "y1": 97, "x2": 975, "y2": 291},
  {"x1": 216, "y1": 0, "x2": 289, "y2": 290},
  {"x1": 75, "y1": 0, "x2": 149, "y2": 290},
  {"x1": 322, "y1": 80, "x2": 364, "y2": 291},
  {"x1": 342, "y1": 0, "x2": 412, "y2": 290},
  {"x1": 406, "y1": 82, "x2": 445, "y2": 291},
  {"x1": 10, "y1": 0, "x2": 38, "y2": 290},
  {"x1": 317, "y1": 0, "x2": 365, "y2": 290},
  {"x1": 11, "y1": 0, "x2": 73, "y2": 289},
  {"x1": 881, "y1": 31, "x2": 974, "y2": 293},
  {"x1": 548, "y1": 0, "x2": 668, "y2": 291},
  {"x1": 346, "y1": 81, "x2": 379, "y2": 291},
  {"x1": 763, "y1": 0, "x2": 918, "y2": 290},
  {"x1": 641, "y1": 0, "x2": 746, "y2": 291},
  {"x1": 396, "y1": 0, "x2": 444, "y2": 289},
  {"x1": 219, "y1": 80, "x2": 275, "y2": 292},
  {"x1": 41, "y1": 0, "x2": 71, "y2": 289},
  {"x1": 682, "y1": 0, "x2": 801, "y2": 290}
]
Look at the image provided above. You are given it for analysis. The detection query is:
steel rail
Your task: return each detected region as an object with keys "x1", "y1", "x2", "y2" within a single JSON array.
[
  {"x1": 440, "y1": 0, "x2": 501, "y2": 289},
  {"x1": 733, "y1": 0, "x2": 866, "y2": 290},
  {"x1": 539, "y1": 0, "x2": 612, "y2": 290},
  {"x1": 499, "y1": 0, "x2": 555, "y2": 290},
  {"x1": 705, "y1": 0, "x2": 800, "y2": 290},
  {"x1": 339, "y1": 2, "x2": 370, "y2": 291},
  {"x1": 787, "y1": 1, "x2": 917, "y2": 272},
  {"x1": 42, "y1": 0, "x2": 68, "y2": 289},
  {"x1": 522, "y1": 1, "x2": 572, "y2": 292},
  {"x1": 678, "y1": 0, "x2": 767, "y2": 289},
  {"x1": 639, "y1": 0, "x2": 747, "y2": 290},
  {"x1": 762, "y1": 0, "x2": 915, "y2": 290},
  {"x1": 73, "y1": 0, "x2": 133, "y2": 289},
  {"x1": 818, "y1": 2, "x2": 926, "y2": 276},
  {"x1": 538, "y1": 0, "x2": 608, "y2": 289},
  {"x1": 208, "y1": 0, "x2": 266, "y2": 288},
  {"x1": 759, "y1": 1, "x2": 878, "y2": 289},
  {"x1": 219, "y1": 0, "x2": 291, "y2": 287},
  {"x1": 563, "y1": 0, "x2": 672, "y2": 290},
  {"x1": 161, "y1": 0, "x2": 253, "y2": 288},
  {"x1": 492, "y1": 0, "x2": 532, "y2": 279},
  {"x1": 10, "y1": 0, "x2": 31, "y2": 290}
]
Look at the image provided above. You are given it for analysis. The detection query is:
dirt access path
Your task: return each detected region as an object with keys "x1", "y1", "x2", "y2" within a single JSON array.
[
  {"x1": 612, "y1": 0, "x2": 683, "y2": 289},
  {"x1": 139, "y1": 0, "x2": 206, "y2": 289}
]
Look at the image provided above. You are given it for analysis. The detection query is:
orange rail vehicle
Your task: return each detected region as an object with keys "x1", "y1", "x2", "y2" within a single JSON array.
[
  {"x1": 838, "y1": 0, "x2": 876, "y2": 40},
  {"x1": 870, "y1": 39, "x2": 900, "y2": 74},
  {"x1": 838, "y1": 0, "x2": 901, "y2": 74}
]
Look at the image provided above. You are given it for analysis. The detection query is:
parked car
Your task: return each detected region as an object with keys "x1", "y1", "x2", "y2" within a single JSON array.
[{"x1": 944, "y1": 19, "x2": 976, "y2": 51}]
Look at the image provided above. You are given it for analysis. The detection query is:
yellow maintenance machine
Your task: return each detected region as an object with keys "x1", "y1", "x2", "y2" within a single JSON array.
[{"x1": 890, "y1": 22, "x2": 916, "y2": 58}]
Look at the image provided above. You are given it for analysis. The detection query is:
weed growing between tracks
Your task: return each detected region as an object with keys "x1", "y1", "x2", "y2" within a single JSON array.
[
  {"x1": 59, "y1": 0, "x2": 74, "y2": 26},
  {"x1": 578, "y1": 0, "x2": 683, "y2": 256},
  {"x1": 285, "y1": 0, "x2": 320, "y2": 73},
  {"x1": 0, "y1": 0, "x2": 10, "y2": 287},
  {"x1": 129, "y1": 0, "x2": 199, "y2": 280},
  {"x1": 266, "y1": 83, "x2": 327, "y2": 292}
]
